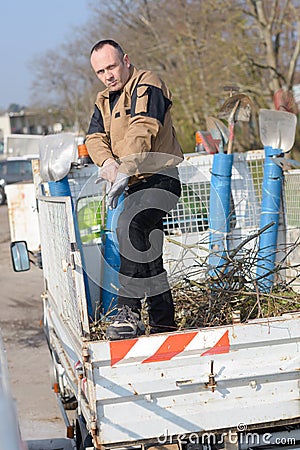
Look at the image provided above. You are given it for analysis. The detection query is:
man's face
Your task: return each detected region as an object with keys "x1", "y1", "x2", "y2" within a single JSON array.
[{"x1": 91, "y1": 44, "x2": 131, "y2": 91}]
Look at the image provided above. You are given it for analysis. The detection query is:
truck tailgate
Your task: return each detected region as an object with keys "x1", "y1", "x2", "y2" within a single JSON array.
[{"x1": 86, "y1": 314, "x2": 300, "y2": 446}]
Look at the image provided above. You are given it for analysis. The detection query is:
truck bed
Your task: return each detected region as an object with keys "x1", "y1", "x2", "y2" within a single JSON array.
[
  {"x1": 36, "y1": 154, "x2": 300, "y2": 449},
  {"x1": 45, "y1": 283, "x2": 300, "y2": 448},
  {"x1": 85, "y1": 314, "x2": 300, "y2": 447}
]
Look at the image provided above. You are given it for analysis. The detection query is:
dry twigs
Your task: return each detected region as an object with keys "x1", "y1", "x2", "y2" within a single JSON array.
[
  {"x1": 173, "y1": 235, "x2": 300, "y2": 330},
  {"x1": 173, "y1": 276, "x2": 300, "y2": 331},
  {"x1": 90, "y1": 228, "x2": 300, "y2": 340}
]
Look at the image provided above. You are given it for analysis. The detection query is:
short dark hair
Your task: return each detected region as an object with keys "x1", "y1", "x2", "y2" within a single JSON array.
[{"x1": 90, "y1": 39, "x2": 125, "y2": 58}]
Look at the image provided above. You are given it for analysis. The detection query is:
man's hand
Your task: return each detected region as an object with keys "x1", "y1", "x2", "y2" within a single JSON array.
[
  {"x1": 95, "y1": 158, "x2": 119, "y2": 184},
  {"x1": 107, "y1": 172, "x2": 129, "y2": 209}
]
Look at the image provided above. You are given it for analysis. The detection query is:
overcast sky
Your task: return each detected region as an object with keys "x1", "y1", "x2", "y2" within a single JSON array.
[{"x1": 0, "y1": 0, "x2": 91, "y2": 110}]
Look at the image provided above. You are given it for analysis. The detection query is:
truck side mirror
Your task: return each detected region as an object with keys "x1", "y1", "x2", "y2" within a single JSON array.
[{"x1": 10, "y1": 241, "x2": 30, "y2": 272}]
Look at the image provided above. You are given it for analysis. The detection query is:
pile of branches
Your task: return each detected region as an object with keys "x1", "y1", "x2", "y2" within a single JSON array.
[
  {"x1": 90, "y1": 280, "x2": 300, "y2": 341},
  {"x1": 173, "y1": 277, "x2": 300, "y2": 330},
  {"x1": 172, "y1": 227, "x2": 300, "y2": 329},
  {"x1": 90, "y1": 227, "x2": 300, "y2": 340}
]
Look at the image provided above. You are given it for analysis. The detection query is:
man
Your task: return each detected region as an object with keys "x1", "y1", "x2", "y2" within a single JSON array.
[{"x1": 86, "y1": 39, "x2": 183, "y2": 340}]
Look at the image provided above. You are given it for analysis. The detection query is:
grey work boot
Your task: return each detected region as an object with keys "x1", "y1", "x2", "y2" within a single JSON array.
[{"x1": 106, "y1": 305, "x2": 145, "y2": 340}]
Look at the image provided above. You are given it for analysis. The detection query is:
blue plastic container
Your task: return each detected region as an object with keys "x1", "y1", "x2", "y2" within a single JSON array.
[
  {"x1": 208, "y1": 153, "x2": 234, "y2": 276},
  {"x1": 101, "y1": 194, "x2": 124, "y2": 316},
  {"x1": 256, "y1": 146, "x2": 283, "y2": 292}
]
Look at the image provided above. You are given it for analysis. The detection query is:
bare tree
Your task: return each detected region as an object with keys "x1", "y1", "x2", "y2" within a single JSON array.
[
  {"x1": 29, "y1": 35, "x2": 98, "y2": 134},
  {"x1": 241, "y1": 0, "x2": 300, "y2": 100},
  {"x1": 29, "y1": 0, "x2": 300, "y2": 151}
]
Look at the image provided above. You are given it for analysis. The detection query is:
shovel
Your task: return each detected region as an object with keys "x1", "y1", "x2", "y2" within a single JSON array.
[
  {"x1": 273, "y1": 88, "x2": 298, "y2": 114},
  {"x1": 256, "y1": 108, "x2": 297, "y2": 292},
  {"x1": 219, "y1": 93, "x2": 253, "y2": 122},
  {"x1": 218, "y1": 93, "x2": 253, "y2": 154},
  {"x1": 259, "y1": 109, "x2": 297, "y2": 153},
  {"x1": 206, "y1": 117, "x2": 229, "y2": 153},
  {"x1": 196, "y1": 130, "x2": 219, "y2": 154}
]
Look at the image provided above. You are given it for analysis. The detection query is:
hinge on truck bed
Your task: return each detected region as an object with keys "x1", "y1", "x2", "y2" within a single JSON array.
[
  {"x1": 205, "y1": 360, "x2": 217, "y2": 392},
  {"x1": 82, "y1": 344, "x2": 89, "y2": 362}
]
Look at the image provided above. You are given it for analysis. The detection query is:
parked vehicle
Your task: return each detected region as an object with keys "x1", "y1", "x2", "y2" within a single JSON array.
[
  {"x1": 10, "y1": 133, "x2": 300, "y2": 450},
  {"x1": 0, "y1": 158, "x2": 33, "y2": 205},
  {"x1": 2, "y1": 134, "x2": 41, "y2": 159},
  {"x1": 0, "y1": 178, "x2": 5, "y2": 205},
  {"x1": 0, "y1": 332, "x2": 26, "y2": 450}
]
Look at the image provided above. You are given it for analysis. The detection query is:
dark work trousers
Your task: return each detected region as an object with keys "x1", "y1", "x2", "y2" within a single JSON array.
[{"x1": 116, "y1": 167, "x2": 181, "y2": 333}]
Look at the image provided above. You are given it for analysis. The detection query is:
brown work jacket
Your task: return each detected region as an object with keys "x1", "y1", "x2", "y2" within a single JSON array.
[{"x1": 86, "y1": 66, "x2": 183, "y2": 180}]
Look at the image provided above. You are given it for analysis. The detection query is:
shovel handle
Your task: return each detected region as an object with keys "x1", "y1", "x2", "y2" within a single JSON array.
[
  {"x1": 227, "y1": 124, "x2": 234, "y2": 154},
  {"x1": 227, "y1": 100, "x2": 240, "y2": 154}
]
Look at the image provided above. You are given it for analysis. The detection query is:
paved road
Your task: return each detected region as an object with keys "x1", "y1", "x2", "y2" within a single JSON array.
[{"x1": 0, "y1": 205, "x2": 73, "y2": 449}]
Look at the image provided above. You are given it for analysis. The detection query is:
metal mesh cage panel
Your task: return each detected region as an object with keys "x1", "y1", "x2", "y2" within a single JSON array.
[
  {"x1": 39, "y1": 198, "x2": 83, "y2": 336},
  {"x1": 63, "y1": 152, "x2": 266, "y2": 274},
  {"x1": 284, "y1": 170, "x2": 300, "y2": 228},
  {"x1": 163, "y1": 151, "x2": 264, "y2": 239}
]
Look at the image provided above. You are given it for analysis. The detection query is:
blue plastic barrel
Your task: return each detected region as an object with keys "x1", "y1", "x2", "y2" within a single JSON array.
[
  {"x1": 48, "y1": 175, "x2": 72, "y2": 197},
  {"x1": 208, "y1": 153, "x2": 234, "y2": 276},
  {"x1": 256, "y1": 146, "x2": 283, "y2": 292},
  {"x1": 101, "y1": 194, "x2": 124, "y2": 316}
]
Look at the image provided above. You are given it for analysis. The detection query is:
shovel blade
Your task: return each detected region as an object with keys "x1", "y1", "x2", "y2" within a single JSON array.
[
  {"x1": 197, "y1": 131, "x2": 219, "y2": 154},
  {"x1": 273, "y1": 88, "x2": 298, "y2": 114},
  {"x1": 205, "y1": 116, "x2": 229, "y2": 153},
  {"x1": 219, "y1": 93, "x2": 252, "y2": 122},
  {"x1": 206, "y1": 117, "x2": 229, "y2": 143},
  {"x1": 259, "y1": 109, "x2": 297, "y2": 153}
]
